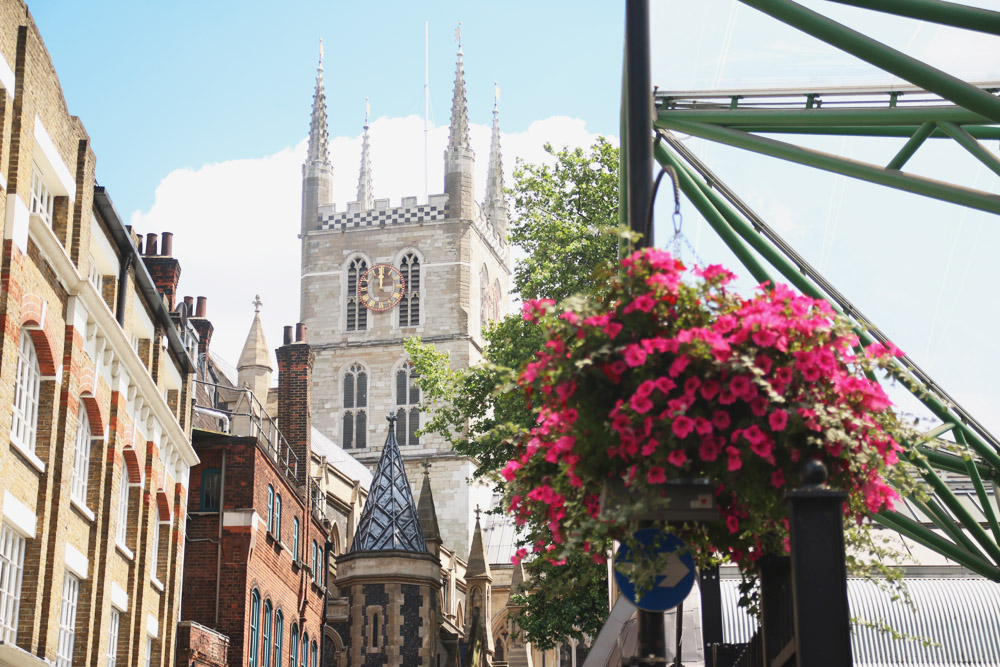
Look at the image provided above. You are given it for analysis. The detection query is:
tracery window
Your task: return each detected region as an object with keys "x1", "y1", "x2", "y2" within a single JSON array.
[
  {"x1": 398, "y1": 252, "x2": 420, "y2": 327},
  {"x1": 479, "y1": 265, "x2": 489, "y2": 329},
  {"x1": 395, "y1": 362, "x2": 420, "y2": 446},
  {"x1": 346, "y1": 258, "x2": 369, "y2": 332},
  {"x1": 342, "y1": 363, "x2": 368, "y2": 449}
]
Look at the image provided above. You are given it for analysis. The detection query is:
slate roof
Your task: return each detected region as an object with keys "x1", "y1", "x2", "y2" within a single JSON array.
[{"x1": 349, "y1": 412, "x2": 426, "y2": 553}]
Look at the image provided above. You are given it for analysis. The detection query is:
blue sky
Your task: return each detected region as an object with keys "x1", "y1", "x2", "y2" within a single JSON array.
[{"x1": 29, "y1": 1, "x2": 1000, "y2": 434}]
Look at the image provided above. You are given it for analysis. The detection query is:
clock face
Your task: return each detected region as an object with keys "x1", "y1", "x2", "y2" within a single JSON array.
[{"x1": 358, "y1": 263, "x2": 406, "y2": 312}]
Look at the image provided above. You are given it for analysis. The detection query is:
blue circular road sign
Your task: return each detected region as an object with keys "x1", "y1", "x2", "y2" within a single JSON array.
[{"x1": 614, "y1": 529, "x2": 696, "y2": 612}]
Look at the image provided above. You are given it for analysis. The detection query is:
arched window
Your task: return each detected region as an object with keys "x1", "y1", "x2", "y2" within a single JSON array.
[
  {"x1": 261, "y1": 600, "x2": 272, "y2": 667},
  {"x1": 273, "y1": 495, "x2": 282, "y2": 541},
  {"x1": 71, "y1": 403, "x2": 92, "y2": 505},
  {"x1": 290, "y1": 623, "x2": 299, "y2": 666},
  {"x1": 273, "y1": 609, "x2": 283, "y2": 667},
  {"x1": 395, "y1": 362, "x2": 420, "y2": 446},
  {"x1": 311, "y1": 641, "x2": 318, "y2": 667},
  {"x1": 479, "y1": 265, "x2": 490, "y2": 329},
  {"x1": 342, "y1": 364, "x2": 367, "y2": 449},
  {"x1": 292, "y1": 518, "x2": 300, "y2": 560},
  {"x1": 12, "y1": 329, "x2": 41, "y2": 452},
  {"x1": 399, "y1": 252, "x2": 420, "y2": 327},
  {"x1": 301, "y1": 632, "x2": 309, "y2": 667},
  {"x1": 267, "y1": 486, "x2": 274, "y2": 534},
  {"x1": 489, "y1": 279, "x2": 502, "y2": 322},
  {"x1": 346, "y1": 257, "x2": 369, "y2": 332},
  {"x1": 248, "y1": 589, "x2": 261, "y2": 667},
  {"x1": 369, "y1": 609, "x2": 380, "y2": 649},
  {"x1": 311, "y1": 541, "x2": 319, "y2": 581}
]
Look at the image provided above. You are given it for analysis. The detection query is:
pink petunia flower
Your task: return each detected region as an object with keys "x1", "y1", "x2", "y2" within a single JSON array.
[
  {"x1": 647, "y1": 466, "x2": 667, "y2": 484},
  {"x1": 667, "y1": 449, "x2": 688, "y2": 467},
  {"x1": 768, "y1": 409, "x2": 789, "y2": 432}
]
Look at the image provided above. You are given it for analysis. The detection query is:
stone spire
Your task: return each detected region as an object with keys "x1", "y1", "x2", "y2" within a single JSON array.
[
  {"x1": 236, "y1": 295, "x2": 273, "y2": 401},
  {"x1": 356, "y1": 98, "x2": 374, "y2": 210},
  {"x1": 465, "y1": 507, "x2": 491, "y2": 580},
  {"x1": 349, "y1": 412, "x2": 427, "y2": 553},
  {"x1": 417, "y1": 462, "x2": 442, "y2": 555},
  {"x1": 444, "y1": 23, "x2": 476, "y2": 220},
  {"x1": 483, "y1": 82, "x2": 509, "y2": 238},
  {"x1": 301, "y1": 39, "x2": 334, "y2": 232}
]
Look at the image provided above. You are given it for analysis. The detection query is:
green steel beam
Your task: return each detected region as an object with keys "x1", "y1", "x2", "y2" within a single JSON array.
[
  {"x1": 887, "y1": 122, "x2": 935, "y2": 170},
  {"x1": 911, "y1": 495, "x2": 987, "y2": 560},
  {"x1": 826, "y1": 0, "x2": 1000, "y2": 35},
  {"x1": 739, "y1": 0, "x2": 1000, "y2": 123},
  {"x1": 963, "y1": 451, "x2": 1000, "y2": 548},
  {"x1": 652, "y1": 143, "x2": 776, "y2": 286},
  {"x1": 661, "y1": 118, "x2": 1000, "y2": 215},
  {"x1": 909, "y1": 452, "x2": 1000, "y2": 563},
  {"x1": 917, "y1": 446, "x2": 992, "y2": 477},
  {"x1": 655, "y1": 106, "x2": 992, "y2": 128},
  {"x1": 722, "y1": 125, "x2": 1000, "y2": 139},
  {"x1": 876, "y1": 511, "x2": 1000, "y2": 580},
  {"x1": 937, "y1": 121, "x2": 1000, "y2": 178}
]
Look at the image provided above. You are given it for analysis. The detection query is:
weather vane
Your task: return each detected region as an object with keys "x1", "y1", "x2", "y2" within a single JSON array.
[
  {"x1": 455, "y1": 21, "x2": 462, "y2": 52},
  {"x1": 252, "y1": 294, "x2": 263, "y2": 314}
]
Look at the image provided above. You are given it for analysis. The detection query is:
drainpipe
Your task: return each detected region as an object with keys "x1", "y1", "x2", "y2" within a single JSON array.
[
  {"x1": 215, "y1": 449, "x2": 227, "y2": 628},
  {"x1": 115, "y1": 252, "x2": 133, "y2": 326}
]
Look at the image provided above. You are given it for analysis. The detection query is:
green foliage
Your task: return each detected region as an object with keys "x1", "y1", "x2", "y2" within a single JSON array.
[
  {"x1": 406, "y1": 138, "x2": 622, "y2": 650},
  {"x1": 510, "y1": 137, "x2": 620, "y2": 301}
]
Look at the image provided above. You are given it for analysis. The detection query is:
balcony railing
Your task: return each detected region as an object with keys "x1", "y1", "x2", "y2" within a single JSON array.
[{"x1": 193, "y1": 379, "x2": 298, "y2": 482}]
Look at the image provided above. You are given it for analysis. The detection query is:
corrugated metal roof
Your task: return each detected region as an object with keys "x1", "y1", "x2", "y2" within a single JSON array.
[{"x1": 720, "y1": 577, "x2": 1000, "y2": 665}]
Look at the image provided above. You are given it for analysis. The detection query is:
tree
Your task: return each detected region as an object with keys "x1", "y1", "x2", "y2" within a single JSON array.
[{"x1": 405, "y1": 139, "x2": 621, "y2": 650}]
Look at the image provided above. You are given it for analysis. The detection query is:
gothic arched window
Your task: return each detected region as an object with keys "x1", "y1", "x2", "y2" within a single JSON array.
[
  {"x1": 479, "y1": 265, "x2": 490, "y2": 329},
  {"x1": 395, "y1": 362, "x2": 420, "y2": 446},
  {"x1": 346, "y1": 258, "x2": 369, "y2": 332},
  {"x1": 342, "y1": 363, "x2": 368, "y2": 449},
  {"x1": 399, "y1": 252, "x2": 420, "y2": 327}
]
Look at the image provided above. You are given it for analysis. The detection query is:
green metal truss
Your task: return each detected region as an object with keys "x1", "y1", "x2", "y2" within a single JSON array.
[{"x1": 640, "y1": 0, "x2": 1000, "y2": 579}]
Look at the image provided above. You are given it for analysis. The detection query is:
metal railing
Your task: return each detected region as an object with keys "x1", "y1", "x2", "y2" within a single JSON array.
[{"x1": 193, "y1": 379, "x2": 299, "y2": 481}]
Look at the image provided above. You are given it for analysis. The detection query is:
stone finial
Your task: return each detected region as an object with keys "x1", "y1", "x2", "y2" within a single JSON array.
[
  {"x1": 306, "y1": 39, "x2": 332, "y2": 169},
  {"x1": 483, "y1": 82, "x2": 509, "y2": 236},
  {"x1": 465, "y1": 507, "x2": 491, "y2": 580},
  {"x1": 446, "y1": 29, "x2": 471, "y2": 153},
  {"x1": 357, "y1": 99, "x2": 374, "y2": 211},
  {"x1": 252, "y1": 294, "x2": 263, "y2": 313}
]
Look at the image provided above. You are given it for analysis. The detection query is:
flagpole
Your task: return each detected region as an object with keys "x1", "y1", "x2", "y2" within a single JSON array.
[{"x1": 424, "y1": 21, "x2": 430, "y2": 202}]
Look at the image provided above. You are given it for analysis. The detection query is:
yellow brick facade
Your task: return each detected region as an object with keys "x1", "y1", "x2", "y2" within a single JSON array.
[{"x1": 0, "y1": 4, "x2": 198, "y2": 666}]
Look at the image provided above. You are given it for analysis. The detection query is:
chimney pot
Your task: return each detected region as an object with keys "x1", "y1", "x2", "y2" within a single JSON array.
[
  {"x1": 146, "y1": 233, "x2": 158, "y2": 256},
  {"x1": 196, "y1": 296, "x2": 208, "y2": 318},
  {"x1": 183, "y1": 296, "x2": 194, "y2": 311},
  {"x1": 161, "y1": 232, "x2": 173, "y2": 256},
  {"x1": 283, "y1": 326, "x2": 293, "y2": 345},
  {"x1": 295, "y1": 323, "x2": 307, "y2": 343}
]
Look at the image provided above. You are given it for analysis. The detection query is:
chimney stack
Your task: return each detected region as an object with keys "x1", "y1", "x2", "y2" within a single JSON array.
[
  {"x1": 276, "y1": 323, "x2": 314, "y2": 485},
  {"x1": 189, "y1": 294, "x2": 213, "y2": 362},
  {"x1": 142, "y1": 231, "x2": 181, "y2": 310}
]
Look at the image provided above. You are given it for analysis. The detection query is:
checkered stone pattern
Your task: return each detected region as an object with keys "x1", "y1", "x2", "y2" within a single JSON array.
[{"x1": 315, "y1": 203, "x2": 447, "y2": 231}]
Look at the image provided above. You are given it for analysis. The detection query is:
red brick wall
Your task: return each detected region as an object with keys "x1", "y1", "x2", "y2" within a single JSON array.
[
  {"x1": 275, "y1": 333, "x2": 314, "y2": 485},
  {"x1": 175, "y1": 621, "x2": 229, "y2": 667}
]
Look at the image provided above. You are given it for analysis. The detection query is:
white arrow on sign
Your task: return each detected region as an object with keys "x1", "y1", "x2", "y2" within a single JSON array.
[{"x1": 656, "y1": 553, "x2": 691, "y2": 589}]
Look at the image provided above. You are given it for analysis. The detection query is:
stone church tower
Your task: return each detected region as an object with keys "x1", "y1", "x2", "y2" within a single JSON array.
[{"x1": 298, "y1": 39, "x2": 511, "y2": 557}]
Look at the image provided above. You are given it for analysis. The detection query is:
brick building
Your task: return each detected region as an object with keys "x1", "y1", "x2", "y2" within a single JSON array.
[{"x1": 0, "y1": 3, "x2": 198, "y2": 665}]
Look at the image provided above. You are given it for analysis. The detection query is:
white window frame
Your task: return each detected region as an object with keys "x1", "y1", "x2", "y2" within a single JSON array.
[
  {"x1": 88, "y1": 257, "x2": 104, "y2": 293},
  {"x1": 30, "y1": 162, "x2": 54, "y2": 227},
  {"x1": 116, "y1": 467, "x2": 130, "y2": 546},
  {"x1": 107, "y1": 607, "x2": 121, "y2": 667},
  {"x1": 0, "y1": 524, "x2": 26, "y2": 643},
  {"x1": 144, "y1": 636, "x2": 153, "y2": 667},
  {"x1": 11, "y1": 329, "x2": 41, "y2": 453},
  {"x1": 56, "y1": 573, "x2": 80, "y2": 666},
  {"x1": 149, "y1": 521, "x2": 160, "y2": 582},
  {"x1": 71, "y1": 404, "x2": 93, "y2": 507}
]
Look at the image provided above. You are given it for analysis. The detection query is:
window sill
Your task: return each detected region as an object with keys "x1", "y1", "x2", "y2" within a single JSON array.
[
  {"x1": 115, "y1": 541, "x2": 134, "y2": 561},
  {"x1": 9, "y1": 437, "x2": 46, "y2": 474},
  {"x1": 69, "y1": 497, "x2": 95, "y2": 523},
  {"x1": 150, "y1": 576, "x2": 164, "y2": 593}
]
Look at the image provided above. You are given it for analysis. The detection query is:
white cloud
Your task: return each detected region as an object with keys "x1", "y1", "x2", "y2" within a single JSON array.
[{"x1": 130, "y1": 115, "x2": 609, "y2": 366}]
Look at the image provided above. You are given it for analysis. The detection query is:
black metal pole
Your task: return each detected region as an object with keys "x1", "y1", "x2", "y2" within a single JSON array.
[
  {"x1": 699, "y1": 566, "x2": 723, "y2": 666},
  {"x1": 759, "y1": 555, "x2": 793, "y2": 665},
  {"x1": 786, "y1": 462, "x2": 853, "y2": 667},
  {"x1": 626, "y1": 0, "x2": 653, "y2": 248}
]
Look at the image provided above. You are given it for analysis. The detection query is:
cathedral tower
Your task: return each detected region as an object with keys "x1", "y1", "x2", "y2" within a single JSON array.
[{"x1": 297, "y1": 31, "x2": 511, "y2": 557}]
